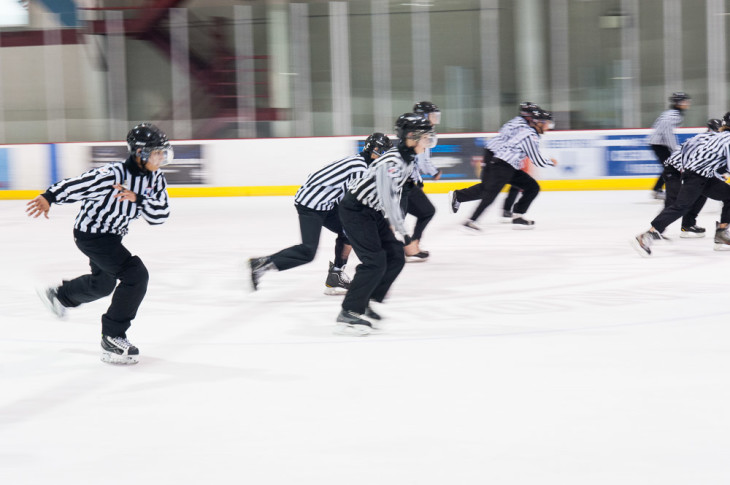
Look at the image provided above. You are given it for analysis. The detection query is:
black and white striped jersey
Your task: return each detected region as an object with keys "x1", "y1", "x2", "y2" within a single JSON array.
[
  {"x1": 680, "y1": 131, "x2": 730, "y2": 179},
  {"x1": 647, "y1": 109, "x2": 683, "y2": 151},
  {"x1": 294, "y1": 153, "x2": 368, "y2": 211},
  {"x1": 347, "y1": 143, "x2": 416, "y2": 235},
  {"x1": 664, "y1": 147, "x2": 683, "y2": 171},
  {"x1": 410, "y1": 147, "x2": 439, "y2": 183},
  {"x1": 490, "y1": 124, "x2": 554, "y2": 170},
  {"x1": 485, "y1": 116, "x2": 529, "y2": 151},
  {"x1": 42, "y1": 156, "x2": 169, "y2": 236}
]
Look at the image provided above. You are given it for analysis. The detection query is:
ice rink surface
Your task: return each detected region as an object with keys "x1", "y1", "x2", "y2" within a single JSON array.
[{"x1": 2, "y1": 190, "x2": 730, "y2": 484}]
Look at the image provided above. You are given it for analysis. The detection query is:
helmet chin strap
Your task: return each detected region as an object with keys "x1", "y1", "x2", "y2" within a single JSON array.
[{"x1": 135, "y1": 149, "x2": 152, "y2": 174}]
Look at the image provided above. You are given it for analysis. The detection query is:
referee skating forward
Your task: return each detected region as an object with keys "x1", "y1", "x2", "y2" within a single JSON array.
[
  {"x1": 248, "y1": 133, "x2": 392, "y2": 294},
  {"x1": 633, "y1": 112, "x2": 730, "y2": 256},
  {"x1": 335, "y1": 114, "x2": 436, "y2": 336},
  {"x1": 27, "y1": 123, "x2": 172, "y2": 365}
]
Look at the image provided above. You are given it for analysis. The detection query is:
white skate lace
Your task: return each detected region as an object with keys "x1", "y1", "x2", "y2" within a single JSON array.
[
  {"x1": 338, "y1": 271, "x2": 351, "y2": 285},
  {"x1": 108, "y1": 336, "x2": 133, "y2": 350}
]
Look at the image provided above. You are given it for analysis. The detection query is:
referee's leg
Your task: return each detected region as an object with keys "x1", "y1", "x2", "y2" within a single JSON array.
[
  {"x1": 339, "y1": 201, "x2": 387, "y2": 315},
  {"x1": 269, "y1": 206, "x2": 325, "y2": 270},
  {"x1": 371, "y1": 217, "x2": 406, "y2": 303}
]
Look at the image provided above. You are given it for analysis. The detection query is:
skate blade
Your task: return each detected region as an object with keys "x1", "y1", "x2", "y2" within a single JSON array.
[
  {"x1": 679, "y1": 232, "x2": 705, "y2": 238},
  {"x1": 630, "y1": 237, "x2": 652, "y2": 257},
  {"x1": 324, "y1": 286, "x2": 348, "y2": 296},
  {"x1": 511, "y1": 225, "x2": 535, "y2": 230},
  {"x1": 333, "y1": 323, "x2": 371, "y2": 336},
  {"x1": 713, "y1": 243, "x2": 730, "y2": 251},
  {"x1": 101, "y1": 351, "x2": 139, "y2": 365},
  {"x1": 405, "y1": 255, "x2": 428, "y2": 263},
  {"x1": 35, "y1": 287, "x2": 66, "y2": 319}
]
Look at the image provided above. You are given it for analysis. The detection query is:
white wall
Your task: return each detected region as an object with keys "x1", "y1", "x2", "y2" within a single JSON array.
[{"x1": 0, "y1": 128, "x2": 708, "y2": 191}]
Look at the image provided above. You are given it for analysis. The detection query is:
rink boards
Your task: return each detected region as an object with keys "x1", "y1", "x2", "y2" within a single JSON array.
[{"x1": 0, "y1": 127, "x2": 705, "y2": 199}]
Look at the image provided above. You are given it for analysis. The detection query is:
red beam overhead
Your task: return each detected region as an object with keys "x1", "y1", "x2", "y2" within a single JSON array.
[{"x1": 0, "y1": 29, "x2": 82, "y2": 47}]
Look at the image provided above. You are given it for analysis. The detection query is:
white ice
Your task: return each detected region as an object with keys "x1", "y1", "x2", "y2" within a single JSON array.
[{"x1": 2, "y1": 191, "x2": 730, "y2": 485}]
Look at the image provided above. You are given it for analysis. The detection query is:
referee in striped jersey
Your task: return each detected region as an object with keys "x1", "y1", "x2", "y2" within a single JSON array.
[
  {"x1": 633, "y1": 113, "x2": 730, "y2": 256},
  {"x1": 334, "y1": 114, "x2": 435, "y2": 336},
  {"x1": 248, "y1": 133, "x2": 392, "y2": 294},
  {"x1": 648, "y1": 92, "x2": 691, "y2": 199},
  {"x1": 448, "y1": 107, "x2": 557, "y2": 231},
  {"x1": 27, "y1": 123, "x2": 172, "y2": 365},
  {"x1": 656, "y1": 119, "x2": 722, "y2": 239},
  {"x1": 400, "y1": 101, "x2": 442, "y2": 262},
  {"x1": 456, "y1": 102, "x2": 538, "y2": 218}
]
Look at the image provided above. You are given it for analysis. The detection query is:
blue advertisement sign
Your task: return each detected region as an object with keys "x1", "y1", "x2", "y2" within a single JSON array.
[
  {"x1": 0, "y1": 148, "x2": 9, "y2": 189},
  {"x1": 356, "y1": 137, "x2": 483, "y2": 180},
  {"x1": 605, "y1": 133, "x2": 695, "y2": 176},
  {"x1": 90, "y1": 144, "x2": 205, "y2": 185}
]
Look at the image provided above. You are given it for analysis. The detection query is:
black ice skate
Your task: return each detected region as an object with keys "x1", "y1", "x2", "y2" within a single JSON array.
[
  {"x1": 512, "y1": 215, "x2": 535, "y2": 230},
  {"x1": 501, "y1": 210, "x2": 513, "y2": 223},
  {"x1": 631, "y1": 231, "x2": 654, "y2": 257},
  {"x1": 461, "y1": 220, "x2": 481, "y2": 233},
  {"x1": 100, "y1": 334, "x2": 139, "y2": 365},
  {"x1": 406, "y1": 251, "x2": 429, "y2": 263},
  {"x1": 448, "y1": 190, "x2": 460, "y2": 213},
  {"x1": 714, "y1": 222, "x2": 730, "y2": 251},
  {"x1": 680, "y1": 225, "x2": 706, "y2": 238},
  {"x1": 334, "y1": 310, "x2": 373, "y2": 336},
  {"x1": 249, "y1": 256, "x2": 275, "y2": 291},
  {"x1": 324, "y1": 262, "x2": 350, "y2": 295},
  {"x1": 364, "y1": 306, "x2": 382, "y2": 321},
  {"x1": 36, "y1": 286, "x2": 66, "y2": 319},
  {"x1": 648, "y1": 231, "x2": 671, "y2": 243}
]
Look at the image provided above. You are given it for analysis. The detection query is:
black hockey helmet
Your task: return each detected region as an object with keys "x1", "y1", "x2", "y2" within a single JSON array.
[
  {"x1": 707, "y1": 118, "x2": 723, "y2": 132},
  {"x1": 529, "y1": 108, "x2": 555, "y2": 131},
  {"x1": 721, "y1": 112, "x2": 730, "y2": 130},
  {"x1": 362, "y1": 132, "x2": 393, "y2": 160},
  {"x1": 395, "y1": 113, "x2": 437, "y2": 148},
  {"x1": 669, "y1": 92, "x2": 691, "y2": 109},
  {"x1": 395, "y1": 113, "x2": 432, "y2": 138},
  {"x1": 530, "y1": 107, "x2": 553, "y2": 122},
  {"x1": 413, "y1": 101, "x2": 441, "y2": 124},
  {"x1": 519, "y1": 101, "x2": 539, "y2": 117},
  {"x1": 126, "y1": 122, "x2": 173, "y2": 165}
]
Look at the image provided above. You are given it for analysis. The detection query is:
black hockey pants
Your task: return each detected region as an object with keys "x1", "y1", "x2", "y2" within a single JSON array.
[
  {"x1": 454, "y1": 158, "x2": 540, "y2": 222},
  {"x1": 269, "y1": 204, "x2": 349, "y2": 270},
  {"x1": 651, "y1": 144, "x2": 672, "y2": 192},
  {"x1": 651, "y1": 172, "x2": 730, "y2": 233},
  {"x1": 56, "y1": 230, "x2": 149, "y2": 338},
  {"x1": 339, "y1": 193, "x2": 405, "y2": 315},
  {"x1": 400, "y1": 182, "x2": 435, "y2": 243},
  {"x1": 662, "y1": 166, "x2": 707, "y2": 228}
]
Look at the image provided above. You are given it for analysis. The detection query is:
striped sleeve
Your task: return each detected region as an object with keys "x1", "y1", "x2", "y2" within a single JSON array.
[
  {"x1": 719, "y1": 138, "x2": 730, "y2": 178},
  {"x1": 43, "y1": 164, "x2": 121, "y2": 204},
  {"x1": 139, "y1": 173, "x2": 170, "y2": 225},
  {"x1": 664, "y1": 148, "x2": 683, "y2": 170},
  {"x1": 294, "y1": 155, "x2": 368, "y2": 211},
  {"x1": 648, "y1": 110, "x2": 682, "y2": 151},
  {"x1": 680, "y1": 132, "x2": 730, "y2": 178},
  {"x1": 374, "y1": 162, "x2": 406, "y2": 235},
  {"x1": 415, "y1": 150, "x2": 439, "y2": 177},
  {"x1": 520, "y1": 131, "x2": 554, "y2": 167}
]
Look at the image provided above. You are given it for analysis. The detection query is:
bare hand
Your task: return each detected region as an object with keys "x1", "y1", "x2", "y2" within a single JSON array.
[
  {"x1": 113, "y1": 184, "x2": 137, "y2": 203},
  {"x1": 26, "y1": 195, "x2": 50, "y2": 219},
  {"x1": 433, "y1": 170, "x2": 442, "y2": 181},
  {"x1": 551, "y1": 158, "x2": 559, "y2": 167}
]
